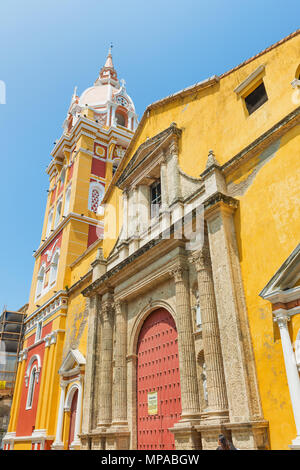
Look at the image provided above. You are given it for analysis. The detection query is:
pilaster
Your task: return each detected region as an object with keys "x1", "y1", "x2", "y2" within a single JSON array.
[{"x1": 204, "y1": 192, "x2": 268, "y2": 449}]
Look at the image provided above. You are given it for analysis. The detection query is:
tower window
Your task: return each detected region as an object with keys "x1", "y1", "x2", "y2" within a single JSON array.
[
  {"x1": 244, "y1": 82, "x2": 268, "y2": 115},
  {"x1": 150, "y1": 180, "x2": 161, "y2": 219},
  {"x1": 88, "y1": 182, "x2": 104, "y2": 213},
  {"x1": 54, "y1": 199, "x2": 62, "y2": 228},
  {"x1": 46, "y1": 208, "x2": 53, "y2": 237},
  {"x1": 36, "y1": 265, "x2": 45, "y2": 298},
  {"x1": 26, "y1": 366, "x2": 37, "y2": 409},
  {"x1": 35, "y1": 321, "x2": 43, "y2": 343},
  {"x1": 49, "y1": 250, "x2": 59, "y2": 286},
  {"x1": 116, "y1": 112, "x2": 126, "y2": 127},
  {"x1": 64, "y1": 186, "x2": 71, "y2": 216}
]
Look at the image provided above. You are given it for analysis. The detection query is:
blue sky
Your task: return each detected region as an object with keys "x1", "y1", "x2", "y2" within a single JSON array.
[{"x1": 0, "y1": 0, "x2": 299, "y2": 310}]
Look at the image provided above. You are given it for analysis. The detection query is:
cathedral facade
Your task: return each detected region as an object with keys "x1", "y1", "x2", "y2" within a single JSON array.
[{"x1": 4, "y1": 31, "x2": 300, "y2": 450}]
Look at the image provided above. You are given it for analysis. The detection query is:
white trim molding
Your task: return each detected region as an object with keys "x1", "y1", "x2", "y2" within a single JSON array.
[{"x1": 234, "y1": 64, "x2": 265, "y2": 96}]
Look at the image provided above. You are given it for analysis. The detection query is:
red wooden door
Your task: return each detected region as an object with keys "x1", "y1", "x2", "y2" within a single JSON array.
[
  {"x1": 68, "y1": 389, "x2": 78, "y2": 448},
  {"x1": 137, "y1": 308, "x2": 182, "y2": 450}
]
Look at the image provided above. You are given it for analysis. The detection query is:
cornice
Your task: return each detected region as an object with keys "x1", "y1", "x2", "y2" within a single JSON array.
[
  {"x1": 33, "y1": 212, "x2": 104, "y2": 258},
  {"x1": 82, "y1": 204, "x2": 206, "y2": 297},
  {"x1": 25, "y1": 291, "x2": 68, "y2": 329},
  {"x1": 115, "y1": 123, "x2": 182, "y2": 189},
  {"x1": 262, "y1": 286, "x2": 300, "y2": 304}
]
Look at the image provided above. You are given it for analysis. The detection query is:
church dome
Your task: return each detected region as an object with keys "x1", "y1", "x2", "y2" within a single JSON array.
[
  {"x1": 78, "y1": 83, "x2": 118, "y2": 108},
  {"x1": 63, "y1": 47, "x2": 138, "y2": 133}
]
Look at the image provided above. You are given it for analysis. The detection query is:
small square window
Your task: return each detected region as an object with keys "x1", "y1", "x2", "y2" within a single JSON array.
[{"x1": 244, "y1": 82, "x2": 268, "y2": 115}]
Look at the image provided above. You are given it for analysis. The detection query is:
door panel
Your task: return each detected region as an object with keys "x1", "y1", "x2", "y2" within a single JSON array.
[{"x1": 137, "y1": 308, "x2": 182, "y2": 450}]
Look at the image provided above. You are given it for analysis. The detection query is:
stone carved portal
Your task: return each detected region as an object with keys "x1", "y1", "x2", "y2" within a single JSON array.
[{"x1": 137, "y1": 308, "x2": 182, "y2": 450}]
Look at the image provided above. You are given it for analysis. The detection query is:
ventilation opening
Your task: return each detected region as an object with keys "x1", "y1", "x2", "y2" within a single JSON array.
[{"x1": 244, "y1": 82, "x2": 268, "y2": 115}]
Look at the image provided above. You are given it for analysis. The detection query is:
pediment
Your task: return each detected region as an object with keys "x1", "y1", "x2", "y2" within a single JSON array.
[
  {"x1": 116, "y1": 123, "x2": 182, "y2": 188},
  {"x1": 260, "y1": 244, "x2": 300, "y2": 302},
  {"x1": 58, "y1": 348, "x2": 86, "y2": 376}
]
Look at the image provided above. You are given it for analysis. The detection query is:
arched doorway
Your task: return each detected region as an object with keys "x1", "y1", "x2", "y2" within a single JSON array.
[
  {"x1": 68, "y1": 389, "x2": 78, "y2": 449},
  {"x1": 137, "y1": 308, "x2": 182, "y2": 450}
]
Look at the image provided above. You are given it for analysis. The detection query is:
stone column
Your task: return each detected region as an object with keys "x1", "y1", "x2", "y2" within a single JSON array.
[
  {"x1": 137, "y1": 185, "x2": 149, "y2": 235},
  {"x1": 275, "y1": 312, "x2": 300, "y2": 449},
  {"x1": 168, "y1": 138, "x2": 182, "y2": 207},
  {"x1": 170, "y1": 263, "x2": 201, "y2": 450},
  {"x1": 97, "y1": 293, "x2": 114, "y2": 430},
  {"x1": 81, "y1": 295, "x2": 100, "y2": 436},
  {"x1": 191, "y1": 243, "x2": 228, "y2": 420},
  {"x1": 160, "y1": 154, "x2": 168, "y2": 211},
  {"x1": 121, "y1": 190, "x2": 129, "y2": 243},
  {"x1": 112, "y1": 300, "x2": 128, "y2": 426},
  {"x1": 128, "y1": 186, "x2": 138, "y2": 237},
  {"x1": 52, "y1": 381, "x2": 66, "y2": 450}
]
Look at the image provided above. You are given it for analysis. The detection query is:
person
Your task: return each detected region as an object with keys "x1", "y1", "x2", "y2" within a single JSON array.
[{"x1": 216, "y1": 434, "x2": 237, "y2": 450}]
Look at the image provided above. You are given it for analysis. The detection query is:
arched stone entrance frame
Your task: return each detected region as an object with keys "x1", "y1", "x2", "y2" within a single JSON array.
[
  {"x1": 64, "y1": 383, "x2": 81, "y2": 449},
  {"x1": 129, "y1": 300, "x2": 177, "y2": 355},
  {"x1": 127, "y1": 300, "x2": 178, "y2": 449}
]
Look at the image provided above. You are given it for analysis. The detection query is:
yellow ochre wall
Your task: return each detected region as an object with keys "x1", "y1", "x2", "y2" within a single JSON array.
[{"x1": 102, "y1": 32, "x2": 300, "y2": 449}]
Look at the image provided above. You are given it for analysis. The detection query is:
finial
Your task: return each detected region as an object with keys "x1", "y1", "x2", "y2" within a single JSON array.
[
  {"x1": 108, "y1": 42, "x2": 113, "y2": 56},
  {"x1": 206, "y1": 149, "x2": 220, "y2": 169},
  {"x1": 96, "y1": 247, "x2": 104, "y2": 261},
  {"x1": 72, "y1": 86, "x2": 78, "y2": 100}
]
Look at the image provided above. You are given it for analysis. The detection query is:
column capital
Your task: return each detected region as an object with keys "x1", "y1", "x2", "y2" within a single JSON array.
[
  {"x1": 101, "y1": 298, "x2": 115, "y2": 321},
  {"x1": 114, "y1": 298, "x2": 126, "y2": 316},
  {"x1": 171, "y1": 264, "x2": 188, "y2": 283},
  {"x1": 60, "y1": 380, "x2": 68, "y2": 389},
  {"x1": 189, "y1": 246, "x2": 211, "y2": 272},
  {"x1": 274, "y1": 312, "x2": 290, "y2": 329}
]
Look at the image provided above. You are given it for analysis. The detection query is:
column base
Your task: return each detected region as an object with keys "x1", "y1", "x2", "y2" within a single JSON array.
[
  {"x1": 89, "y1": 429, "x2": 107, "y2": 450},
  {"x1": 196, "y1": 419, "x2": 269, "y2": 450},
  {"x1": 289, "y1": 436, "x2": 300, "y2": 450},
  {"x1": 104, "y1": 426, "x2": 130, "y2": 450},
  {"x1": 169, "y1": 419, "x2": 202, "y2": 450},
  {"x1": 69, "y1": 439, "x2": 81, "y2": 450},
  {"x1": 197, "y1": 421, "x2": 231, "y2": 450},
  {"x1": 200, "y1": 409, "x2": 229, "y2": 425},
  {"x1": 51, "y1": 441, "x2": 64, "y2": 450},
  {"x1": 226, "y1": 420, "x2": 269, "y2": 450}
]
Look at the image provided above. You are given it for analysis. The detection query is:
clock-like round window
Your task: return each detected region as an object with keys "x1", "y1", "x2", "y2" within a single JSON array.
[{"x1": 116, "y1": 96, "x2": 128, "y2": 107}]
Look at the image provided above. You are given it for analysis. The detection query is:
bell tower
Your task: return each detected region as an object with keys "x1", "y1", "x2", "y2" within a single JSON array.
[{"x1": 5, "y1": 49, "x2": 137, "y2": 449}]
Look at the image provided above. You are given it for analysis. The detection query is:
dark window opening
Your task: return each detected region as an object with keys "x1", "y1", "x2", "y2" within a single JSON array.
[
  {"x1": 116, "y1": 112, "x2": 126, "y2": 127},
  {"x1": 245, "y1": 82, "x2": 268, "y2": 115},
  {"x1": 150, "y1": 180, "x2": 161, "y2": 218},
  {"x1": 112, "y1": 163, "x2": 118, "y2": 176}
]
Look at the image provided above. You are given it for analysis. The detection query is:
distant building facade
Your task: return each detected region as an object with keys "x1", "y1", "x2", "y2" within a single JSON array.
[{"x1": 4, "y1": 30, "x2": 300, "y2": 450}]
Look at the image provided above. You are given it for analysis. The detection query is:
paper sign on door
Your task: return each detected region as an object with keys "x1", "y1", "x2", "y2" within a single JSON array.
[{"x1": 147, "y1": 391, "x2": 158, "y2": 415}]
